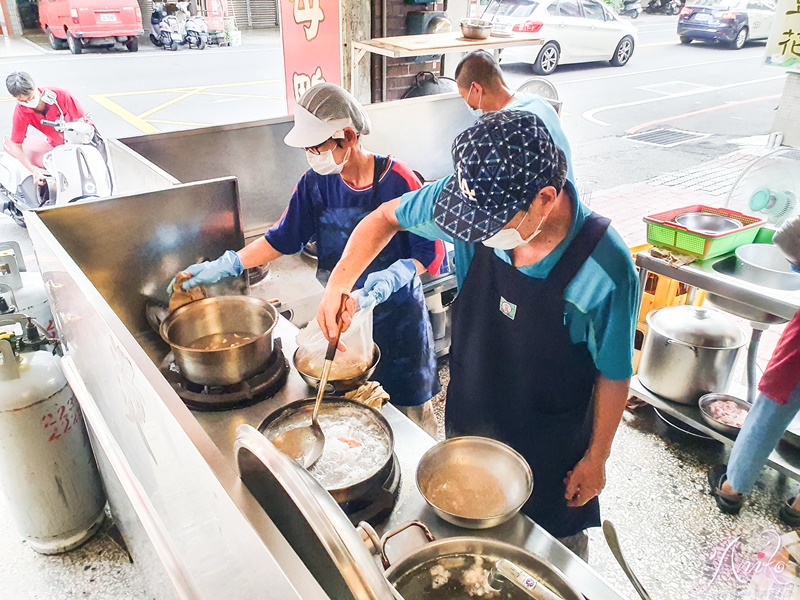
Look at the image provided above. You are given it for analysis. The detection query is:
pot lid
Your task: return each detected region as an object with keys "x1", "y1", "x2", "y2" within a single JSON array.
[
  {"x1": 646, "y1": 305, "x2": 747, "y2": 348},
  {"x1": 234, "y1": 424, "x2": 399, "y2": 600}
]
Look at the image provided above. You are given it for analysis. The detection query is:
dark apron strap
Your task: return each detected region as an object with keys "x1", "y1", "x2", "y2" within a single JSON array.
[
  {"x1": 371, "y1": 156, "x2": 389, "y2": 206},
  {"x1": 547, "y1": 213, "x2": 611, "y2": 294}
]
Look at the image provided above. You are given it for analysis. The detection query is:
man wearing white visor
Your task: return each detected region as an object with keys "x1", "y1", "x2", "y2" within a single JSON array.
[{"x1": 170, "y1": 83, "x2": 444, "y2": 436}]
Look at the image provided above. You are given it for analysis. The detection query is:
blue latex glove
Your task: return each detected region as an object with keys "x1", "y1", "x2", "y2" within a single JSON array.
[
  {"x1": 353, "y1": 259, "x2": 417, "y2": 309},
  {"x1": 167, "y1": 250, "x2": 244, "y2": 294}
]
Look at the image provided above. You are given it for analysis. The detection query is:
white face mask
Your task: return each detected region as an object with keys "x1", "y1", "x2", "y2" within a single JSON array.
[
  {"x1": 483, "y1": 211, "x2": 547, "y2": 250},
  {"x1": 465, "y1": 85, "x2": 483, "y2": 117},
  {"x1": 306, "y1": 145, "x2": 349, "y2": 176},
  {"x1": 19, "y1": 90, "x2": 41, "y2": 109}
]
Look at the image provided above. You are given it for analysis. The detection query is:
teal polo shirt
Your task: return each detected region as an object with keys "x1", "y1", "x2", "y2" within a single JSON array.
[{"x1": 395, "y1": 176, "x2": 639, "y2": 381}]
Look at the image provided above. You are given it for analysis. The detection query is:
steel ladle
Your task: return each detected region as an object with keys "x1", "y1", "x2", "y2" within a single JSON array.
[
  {"x1": 602, "y1": 520, "x2": 652, "y2": 600},
  {"x1": 272, "y1": 294, "x2": 348, "y2": 468}
]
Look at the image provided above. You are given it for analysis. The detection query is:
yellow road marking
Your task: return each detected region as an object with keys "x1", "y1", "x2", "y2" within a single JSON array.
[
  {"x1": 89, "y1": 94, "x2": 160, "y2": 134},
  {"x1": 147, "y1": 119, "x2": 211, "y2": 127},
  {"x1": 138, "y1": 88, "x2": 204, "y2": 119}
]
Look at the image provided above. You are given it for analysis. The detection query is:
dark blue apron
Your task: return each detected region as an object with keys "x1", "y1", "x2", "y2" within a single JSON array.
[
  {"x1": 446, "y1": 213, "x2": 610, "y2": 538},
  {"x1": 315, "y1": 157, "x2": 440, "y2": 407}
]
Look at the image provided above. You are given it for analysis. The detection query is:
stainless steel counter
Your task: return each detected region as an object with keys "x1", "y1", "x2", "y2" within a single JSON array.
[
  {"x1": 194, "y1": 319, "x2": 627, "y2": 600},
  {"x1": 635, "y1": 251, "x2": 800, "y2": 321}
]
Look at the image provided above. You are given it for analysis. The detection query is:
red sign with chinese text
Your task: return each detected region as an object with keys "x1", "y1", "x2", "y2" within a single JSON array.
[{"x1": 279, "y1": 0, "x2": 343, "y2": 114}]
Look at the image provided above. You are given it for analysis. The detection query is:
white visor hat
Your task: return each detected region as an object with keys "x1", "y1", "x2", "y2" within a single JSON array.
[{"x1": 284, "y1": 104, "x2": 352, "y2": 148}]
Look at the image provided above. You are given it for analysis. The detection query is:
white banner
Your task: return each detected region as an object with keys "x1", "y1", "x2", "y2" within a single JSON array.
[{"x1": 765, "y1": 0, "x2": 800, "y2": 68}]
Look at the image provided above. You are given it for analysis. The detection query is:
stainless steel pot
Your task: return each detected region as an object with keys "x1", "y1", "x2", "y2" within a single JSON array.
[
  {"x1": 159, "y1": 296, "x2": 278, "y2": 386},
  {"x1": 639, "y1": 306, "x2": 747, "y2": 405},
  {"x1": 358, "y1": 521, "x2": 583, "y2": 600},
  {"x1": 258, "y1": 398, "x2": 394, "y2": 504},
  {"x1": 460, "y1": 18, "x2": 492, "y2": 39}
]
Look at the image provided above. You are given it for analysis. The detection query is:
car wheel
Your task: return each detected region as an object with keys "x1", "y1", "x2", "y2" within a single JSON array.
[
  {"x1": 126, "y1": 37, "x2": 138, "y2": 52},
  {"x1": 610, "y1": 36, "x2": 634, "y2": 67},
  {"x1": 66, "y1": 30, "x2": 82, "y2": 54},
  {"x1": 680, "y1": 36, "x2": 692, "y2": 44},
  {"x1": 532, "y1": 42, "x2": 560, "y2": 76},
  {"x1": 731, "y1": 26, "x2": 748, "y2": 49},
  {"x1": 46, "y1": 27, "x2": 66, "y2": 50}
]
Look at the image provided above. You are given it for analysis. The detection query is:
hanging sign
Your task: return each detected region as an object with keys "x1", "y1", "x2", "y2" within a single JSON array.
[
  {"x1": 279, "y1": 0, "x2": 343, "y2": 114},
  {"x1": 765, "y1": 0, "x2": 800, "y2": 69}
]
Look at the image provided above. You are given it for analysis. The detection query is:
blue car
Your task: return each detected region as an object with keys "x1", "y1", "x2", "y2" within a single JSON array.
[{"x1": 677, "y1": 0, "x2": 775, "y2": 49}]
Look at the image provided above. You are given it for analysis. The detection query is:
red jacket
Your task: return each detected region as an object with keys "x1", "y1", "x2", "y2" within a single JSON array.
[
  {"x1": 760, "y1": 310, "x2": 800, "y2": 404},
  {"x1": 10, "y1": 87, "x2": 85, "y2": 148}
]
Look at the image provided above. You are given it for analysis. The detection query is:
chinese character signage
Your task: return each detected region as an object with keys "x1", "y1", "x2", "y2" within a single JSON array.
[
  {"x1": 765, "y1": 0, "x2": 800, "y2": 69},
  {"x1": 280, "y1": 0, "x2": 343, "y2": 113}
]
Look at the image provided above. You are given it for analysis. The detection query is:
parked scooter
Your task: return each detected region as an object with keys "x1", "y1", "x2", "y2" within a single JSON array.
[
  {"x1": 645, "y1": 0, "x2": 680, "y2": 14},
  {"x1": 0, "y1": 110, "x2": 113, "y2": 227},
  {"x1": 620, "y1": 0, "x2": 643, "y2": 18},
  {"x1": 153, "y1": 2, "x2": 207, "y2": 50},
  {"x1": 149, "y1": 2, "x2": 167, "y2": 46},
  {"x1": 177, "y1": 2, "x2": 208, "y2": 50}
]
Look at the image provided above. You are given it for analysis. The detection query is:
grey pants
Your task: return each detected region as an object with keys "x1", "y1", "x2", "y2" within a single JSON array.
[{"x1": 557, "y1": 530, "x2": 589, "y2": 562}]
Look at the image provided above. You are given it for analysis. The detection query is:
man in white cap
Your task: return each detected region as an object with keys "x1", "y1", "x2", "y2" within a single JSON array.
[{"x1": 170, "y1": 83, "x2": 443, "y2": 435}]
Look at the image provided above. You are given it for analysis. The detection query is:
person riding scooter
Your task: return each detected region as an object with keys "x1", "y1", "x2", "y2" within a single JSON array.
[{"x1": 5, "y1": 72, "x2": 85, "y2": 185}]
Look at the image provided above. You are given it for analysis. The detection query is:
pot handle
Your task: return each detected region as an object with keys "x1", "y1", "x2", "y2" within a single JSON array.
[
  {"x1": 666, "y1": 338, "x2": 699, "y2": 357},
  {"x1": 378, "y1": 520, "x2": 435, "y2": 569}
]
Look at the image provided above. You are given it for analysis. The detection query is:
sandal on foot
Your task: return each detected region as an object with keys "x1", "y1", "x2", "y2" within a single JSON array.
[
  {"x1": 707, "y1": 465, "x2": 744, "y2": 515},
  {"x1": 779, "y1": 498, "x2": 800, "y2": 527}
]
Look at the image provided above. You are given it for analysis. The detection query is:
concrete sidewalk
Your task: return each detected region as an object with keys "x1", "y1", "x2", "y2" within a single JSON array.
[{"x1": 0, "y1": 35, "x2": 48, "y2": 58}]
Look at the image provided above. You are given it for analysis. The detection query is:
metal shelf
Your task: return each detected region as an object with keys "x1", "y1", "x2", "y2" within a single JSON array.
[{"x1": 629, "y1": 377, "x2": 800, "y2": 483}]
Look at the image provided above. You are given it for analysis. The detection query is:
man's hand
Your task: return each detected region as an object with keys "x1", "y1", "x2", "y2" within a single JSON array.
[
  {"x1": 564, "y1": 454, "x2": 607, "y2": 507},
  {"x1": 317, "y1": 287, "x2": 357, "y2": 350},
  {"x1": 30, "y1": 167, "x2": 45, "y2": 186}
]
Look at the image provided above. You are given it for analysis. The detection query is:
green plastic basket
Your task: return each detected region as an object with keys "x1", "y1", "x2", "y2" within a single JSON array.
[{"x1": 644, "y1": 206, "x2": 766, "y2": 260}]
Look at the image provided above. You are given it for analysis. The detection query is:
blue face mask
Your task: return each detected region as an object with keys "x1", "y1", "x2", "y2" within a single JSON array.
[{"x1": 465, "y1": 85, "x2": 483, "y2": 117}]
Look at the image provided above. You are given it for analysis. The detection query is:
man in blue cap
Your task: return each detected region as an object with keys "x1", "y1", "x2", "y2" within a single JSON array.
[{"x1": 318, "y1": 110, "x2": 638, "y2": 558}]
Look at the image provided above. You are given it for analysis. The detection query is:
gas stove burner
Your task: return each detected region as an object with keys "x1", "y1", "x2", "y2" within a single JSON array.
[
  {"x1": 339, "y1": 453, "x2": 401, "y2": 526},
  {"x1": 160, "y1": 339, "x2": 289, "y2": 412}
]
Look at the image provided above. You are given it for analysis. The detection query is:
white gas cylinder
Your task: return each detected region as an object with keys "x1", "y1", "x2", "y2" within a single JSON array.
[
  {"x1": 0, "y1": 242, "x2": 55, "y2": 337},
  {"x1": 0, "y1": 330, "x2": 105, "y2": 554}
]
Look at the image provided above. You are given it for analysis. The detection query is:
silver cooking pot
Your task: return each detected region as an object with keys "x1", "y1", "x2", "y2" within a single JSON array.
[
  {"x1": 358, "y1": 521, "x2": 583, "y2": 600},
  {"x1": 639, "y1": 305, "x2": 747, "y2": 405},
  {"x1": 258, "y1": 398, "x2": 394, "y2": 504},
  {"x1": 159, "y1": 296, "x2": 278, "y2": 386}
]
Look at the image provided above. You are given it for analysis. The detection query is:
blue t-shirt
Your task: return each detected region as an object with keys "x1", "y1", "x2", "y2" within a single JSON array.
[
  {"x1": 395, "y1": 176, "x2": 638, "y2": 381},
  {"x1": 505, "y1": 93, "x2": 575, "y2": 185},
  {"x1": 265, "y1": 155, "x2": 444, "y2": 285}
]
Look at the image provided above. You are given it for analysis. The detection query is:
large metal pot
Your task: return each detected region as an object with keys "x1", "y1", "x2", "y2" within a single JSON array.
[
  {"x1": 358, "y1": 521, "x2": 583, "y2": 600},
  {"x1": 159, "y1": 296, "x2": 278, "y2": 386},
  {"x1": 639, "y1": 305, "x2": 747, "y2": 405},
  {"x1": 258, "y1": 398, "x2": 394, "y2": 504}
]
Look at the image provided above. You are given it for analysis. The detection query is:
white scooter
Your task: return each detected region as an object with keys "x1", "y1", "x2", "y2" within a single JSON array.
[
  {"x1": 155, "y1": 2, "x2": 207, "y2": 50},
  {"x1": 178, "y1": 2, "x2": 208, "y2": 50},
  {"x1": 0, "y1": 93, "x2": 113, "y2": 227}
]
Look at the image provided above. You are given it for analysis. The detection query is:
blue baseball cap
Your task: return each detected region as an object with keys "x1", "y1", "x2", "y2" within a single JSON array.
[{"x1": 433, "y1": 110, "x2": 563, "y2": 243}]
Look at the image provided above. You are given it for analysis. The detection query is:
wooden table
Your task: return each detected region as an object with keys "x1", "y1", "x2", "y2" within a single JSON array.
[{"x1": 351, "y1": 31, "x2": 545, "y2": 96}]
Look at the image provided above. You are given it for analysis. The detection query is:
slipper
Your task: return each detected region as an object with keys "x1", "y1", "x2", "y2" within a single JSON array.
[
  {"x1": 707, "y1": 465, "x2": 744, "y2": 515},
  {"x1": 779, "y1": 498, "x2": 800, "y2": 527}
]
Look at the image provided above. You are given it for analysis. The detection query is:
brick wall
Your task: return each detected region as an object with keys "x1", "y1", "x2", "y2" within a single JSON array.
[{"x1": 371, "y1": 0, "x2": 443, "y2": 102}]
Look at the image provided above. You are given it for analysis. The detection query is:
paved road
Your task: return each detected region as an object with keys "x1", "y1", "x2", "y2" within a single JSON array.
[
  {"x1": 499, "y1": 14, "x2": 784, "y2": 190},
  {"x1": 0, "y1": 15, "x2": 786, "y2": 190}
]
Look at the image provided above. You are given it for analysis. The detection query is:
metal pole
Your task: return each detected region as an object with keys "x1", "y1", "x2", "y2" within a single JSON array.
[{"x1": 745, "y1": 324, "x2": 767, "y2": 405}]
